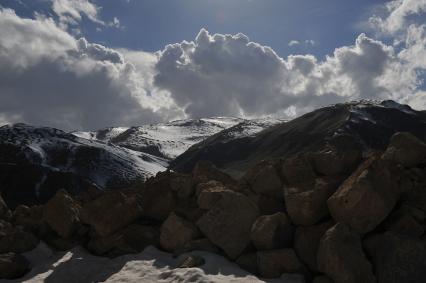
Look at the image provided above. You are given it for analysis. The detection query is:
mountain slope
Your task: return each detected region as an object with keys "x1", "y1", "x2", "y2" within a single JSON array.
[{"x1": 170, "y1": 100, "x2": 426, "y2": 177}]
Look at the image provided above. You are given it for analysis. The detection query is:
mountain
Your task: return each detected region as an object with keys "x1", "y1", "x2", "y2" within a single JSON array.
[
  {"x1": 170, "y1": 100, "x2": 426, "y2": 177},
  {"x1": 0, "y1": 118, "x2": 279, "y2": 207}
]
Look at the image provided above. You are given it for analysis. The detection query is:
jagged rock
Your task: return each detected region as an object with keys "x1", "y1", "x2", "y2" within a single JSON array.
[
  {"x1": 250, "y1": 212, "x2": 293, "y2": 250},
  {"x1": 317, "y1": 223, "x2": 375, "y2": 283},
  {"x1": 0, "y1": 252, "x2": 30, "y2": 279},
  {"x1": 327, "y1": 156, "x2": 400, "y2": 233},
  {"x1": 313, "y1": 275, "x2": 333, "y2": 283},
  {"x1": 257, "y1": 249, "x2": 305, "y2": 278},
  {"x1": 282, "y1": 155, "x2": 316, "y2": 188},
  {"x1": 196, "y1": 190, "x2": 259, "y2": 259},
  {"x1": 244, "y1": 161, "x2": 283, "y2": 198},
  {"x1": 384, "y1": 207, "x2": 424, "y2": 237},
  {"x1": 88, "y1": 224, "x2": 159, "y2": 256},
  {"x1": 285, "y1": 177, "x2": 342, "y2": 226},
  {"x1": 382, "y1": 132, "x2": 426, "y2": 167},
  {"x1": 364, "y1": 232, "x2": 426, "y2": 283},
  {"x1": 236, "y1": 253, "x2": 258, "y2": 275},
  {"x1": 294, "y1": 221, "x2": 333, "y2": 272},
  {"x1": 0, "y1": 195, "x2": 11, "y2": 220},
  {"x1": 176, "y1": 255, "x2": 205, "y2": 268},
  {"x1": 12, "y1": 205, "x2": 43, "y2": 234},
  {"x1": 173, "y1": 238, "x2": 218, "y2": 256},
  {"x1": 140, "y1": 172, "x2": 176, "y2": 221},
  {"x1": 43, "y1": 190, "x2": 82, "y2": 239},
  {"x1": 196, "y1": 182, "x2": 229, "y2": 210},
  {"x1": 0, "y1": 220, "x2": 39, "y2": 253},
  {"x1": 81, "y1": 191, "x2": 143, "y2": 237},
  {"x1": 160, "y1": 213, "x2": 200, "y2": 252},
  {"x1": 192, "y1": 161, "x2": 236, "y2": 186}
]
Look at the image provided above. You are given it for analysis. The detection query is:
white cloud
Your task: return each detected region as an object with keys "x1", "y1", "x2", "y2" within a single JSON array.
[
  {"x1": 288, "y1": 40, "x2": 300, "y2": 46},
  {"x1": 0, "y1": 8, "x2": 178, "y2": 130},
  {"x1": 305, "y1": 39, "x2": 315, "y2": 45},
  {"x1": 51, "y1": 0, "x2": 104, "y2": 27}
]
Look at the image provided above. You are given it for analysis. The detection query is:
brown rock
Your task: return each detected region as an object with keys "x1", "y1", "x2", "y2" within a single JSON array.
[
  {"x1": 88, "y1": 224, "x2": 159, "y2": 256},
  {"x1": 294, "y1": 221, "x2": 333, "y2": 272},
  {"x1": 257, "y1": 249, "x2": 305, "y2": 278},
  {"x1": 12, "y1": 205, "x2": 43, "y2": 234},
  {"x1": 250, "y1": 212, "x2": 293, "y2": 250},
  {"x1": 384, "y1": 207, "x2": 424, "y2": 237},
  {"x1": 43, "y1": 190, "x2": 82, "y2": 239},
  {"x1": 174, "y1": 238, "x2": 219, "y2": 256},
  {"x1": 0, "y1": 220, "x2": 39, "y2": 253},
  {"x1": 160, "y1": 213, "x2": 200, "y2": 252},
  {"x1": 282, "y1": 155, "x2": 316, "y2": 188},
  {"x1": 176, "y1": 255, "x2": 205, "y2": 268},
  {"x1": 192, "y1": 161, "x2": 236, "y2": 186},
  {"x1": 313, "y1": 275, "x2": 334, "y2": 283},
  {"x1": 250, "y1": 193, "x2": 286, "y2": 215},
  {"x1": 244, "y1": 161, "x2": 283, "y2": 198},
  {"x1": 327, "y1": 156, "x2": 400, "y2": 233},
  {"x1": 0, "y1": 195, "x2": 11, "y2": 220},
  {"x1": 364, "y1": 232, "x2": 426, "y2": 283},
  {"x1": 170, "y1": 174, "x2": 194, "y2": 199},
  {"x1": 0, "y1": 252, "x2": 30, "y2": 279},
  {"x1": 382, "y1": 132, "x2": 426, "y2": 167},
  {"x1": 285, "y1": 177, "x2": 342, "y2": 226},
  {"x1": 81, "y1": 191, "x2": 143, "y2": 237},
  {"x1": 317, "y1": 223, "x2": 375, "y2": 283},
  {"x1": 196, "y1": 190, "x2": 259, "y2": 259},
  {"x1": 236, "y1": 253, "x2": 258, "y2": 275},
  {"x1": 311, "y1": 147, "x2": 361, "y2": 176},
  {"x1": 196, "y1": 182, "x2": 229, "y2": 210}
]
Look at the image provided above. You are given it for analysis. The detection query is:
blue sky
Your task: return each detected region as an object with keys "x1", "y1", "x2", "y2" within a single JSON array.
[
  {"x1": 0, "y1": 0, "x2": 425, "y2": 130},
  {"x1": 5, "y1": 0, "x2": 387, "y2": 57}
]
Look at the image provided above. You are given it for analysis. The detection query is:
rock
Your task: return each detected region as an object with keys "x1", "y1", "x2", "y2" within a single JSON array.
[
  {"x1": 282, "y1": 155, "x2": 316, "y2": 188},
  {"x1": 250, "y1": 194, "x2": 286, "y2": 215},
  {"x1": 196, "y1": 182, "x2": 229, "y2": 210},
  {"x1": 257, "y1": 249, "x2": 306, "y2": 278},
  {"x1": 192, "y1": 161, "x2": 236, "y2": 186},
  {"x1": 294, "y1": 221, "x2": 333, "y2": 272},
  {"x1": 250, "y1": 212, "x2": 293, "y2": 250},
  {"x1": 364, "y1": 232, "x2": 426, "y2": 283},
  {"x1": 382, "y1": 132, "x2": 426, "y2": 167},
  {"x1": 0, "y1": 252, "x2": 30, "y2": 279},
  {"x1": 244, "y1": 161, "x2": 283, "y2": 198},
  {"x1": 170, "y1": 174, "x2": 194, "y2": 199},
  {"x1": 196, "y1": 190, "x2": 259, "y2": 259},
  {"x1": 0, "y1": 195, "x2": 11, "y2": 220},
  {"x1": 327, "y1": 156, "x2": 400, "y2": 233},
  {"x1": 384, "y1": 207, "x2": 424, "y2": 237},
  {"x1": 160, "y1": 213, "x2": 200, "y2": 252},
  {"x1": 43, "y1": 189, "x2": 82, "y2": 239},
  {"x1": 317, "y1": 223, "x2": 375, "y2": 283},
  {"x1": 176, "y1": 255, "x2": 205, "y2": 268},
  {"x1": 174, "y1": 238, "x2": 219, "y2": 256},
  {"x1": 313, "y1": 275, "x2": 334, "y2": 283},
  {"x1": 88, "y1": 224, "x2": 159, "y2": 256},
  {"x1": 285, "y1": 177, "x2": 342, "y2": 226},
  {"x1": 311, "y1": 147, "x2": 361, "y2": 177},
  {"x1": 12, "y1": 205, "x2": 43, "y2": 234},
  {"x1": 236, "y1": 253, "x2": 258, "y2": 275},
  {"x1": 81, "y1": 191, "x2": 143, "y2": 237},
  {"x1": 0, "y1": 220, "x2": 39, "y2": 253}
]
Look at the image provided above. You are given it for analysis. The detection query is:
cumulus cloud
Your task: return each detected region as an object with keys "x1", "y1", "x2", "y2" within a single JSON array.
[
  {"x1": 51, "y1": 0, "x2": 104, "y2": 27},
  {"x1": 288, "y1": 40, "x2": 300, "y2": 46},
  {"x1": 0, "y1": 8, "x2": 177, "y2": 130}
]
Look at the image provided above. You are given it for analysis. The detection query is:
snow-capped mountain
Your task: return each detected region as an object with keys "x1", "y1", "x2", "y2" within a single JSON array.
[
  {"x1": 0, "y1": 117, "x2": 281, "y2": 206},
  {"x1": 171, "y1": 100, "x2": 426, "y2": 177}
]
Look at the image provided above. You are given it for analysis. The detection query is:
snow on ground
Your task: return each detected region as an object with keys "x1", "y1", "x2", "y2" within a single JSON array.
[{"x1": 3, "y1": 243, "x2": 304, "y2": 283}]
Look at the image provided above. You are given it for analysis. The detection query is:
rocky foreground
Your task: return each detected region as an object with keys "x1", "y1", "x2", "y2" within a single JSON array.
[{"x1": 1, "y1": 131, "x2": 426, "y2": 282}]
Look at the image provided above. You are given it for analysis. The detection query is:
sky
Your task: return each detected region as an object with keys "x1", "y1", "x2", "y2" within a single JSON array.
[{"x1": 0, "y1": 0, "x2": 425, "y2": 130}]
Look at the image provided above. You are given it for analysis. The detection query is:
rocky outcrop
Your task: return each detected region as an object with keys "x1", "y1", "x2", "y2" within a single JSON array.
[
  {"x1": 382, "y1": 132, "x2": 426, "y2": 167},
  {"x1": 317, "y1": 223, "x2": 376, "y2": 283},
  {"x1": 0, "y1": 252, "x2": 30, "y2": 279},
  {"x1": 0, "y1": 220, "x2": 39, "y2": 253},
  {"x1": 160, "y1": 213, "x2": 200, "y2": 252},
  {"x1": 250, "y1": 212, "x2": 293, "y2": 250},
  {"x1": 244, "y1": 161, "x2": 283, "y2": 198}
]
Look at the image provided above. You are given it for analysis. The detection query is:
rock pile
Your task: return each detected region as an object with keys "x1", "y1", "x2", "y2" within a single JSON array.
[{"x1": 1, "y1": 132, "x2": 426, "y2": 282}]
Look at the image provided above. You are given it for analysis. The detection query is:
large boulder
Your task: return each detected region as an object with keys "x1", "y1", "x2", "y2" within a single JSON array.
[
  {"x1": 160, "y1": 213, "x2": 200, "y2": 252},
  {"x1": 364, "y1": 232, "x2": 426, "y2": 283},
  {"x1": 236, "y1": 253, "x2": 258, "y2": 275},
  {"x1": 285, "y1": 176, "x2": 342, "y2": 226},
  {"x1": 0, "y1": 220, "x2": 39, "y2": 253},
  {"x1": 196, "y1": 190, "x2": 259, "y2": 259},
  {"x1": 174, "y1": 238, "x2": 218, "y2": 256},
  {"x1": 43, "y1": 190, "x2": 82, "y2": 239},
  {"x1": 81, "y1": 191, "x2": 143, "y2": 237},
  {"x1": 192, "y1": 161, "x2": 236, "y2": 186},
  {"x1": 87, "y1": 224, "x2": 159, "y2": 256},
  {"x1": 282, "y1": 155, "x2": 316, "y2": 188},
  {"x1": 250, "y1": 212, "x2": 293, "y2": 250},
  {"x1": 382, "y1": 132, "x2": 426, "y2": 167},
  {"x1": 12, "y1": 205, "x2": 44, "y2": 234},
  {"x1": 383, "y1": 206, "x2": 424, "y2": 237},
  {"x1": 0, "y1": 252, "x2": 30, "y2": 279},
  {"x1": 196, "y1": 182, "x2": 229, "y2": 210},
  {"x1": 257, "y1": 249, "x2": 306, "y2": 278},
  {"x1": 327, "y1": 156, "x2": 400, "y2": 233},
  {"x1": 244, "y1": 161, "x2": 283, "y2": 198},
  {"x1": 317, "y1": 223, "x2": 375, "y2": 283},
  {"x1": 294, "y1": 221, "x2": 333, "y2": 272}
]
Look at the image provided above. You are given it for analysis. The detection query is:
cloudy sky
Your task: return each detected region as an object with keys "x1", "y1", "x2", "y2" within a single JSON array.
[{"x1": 0, "y1": 0, "x2": 425, "y2": 130}]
